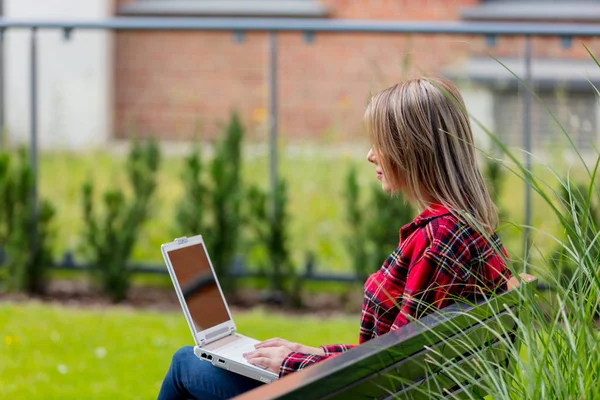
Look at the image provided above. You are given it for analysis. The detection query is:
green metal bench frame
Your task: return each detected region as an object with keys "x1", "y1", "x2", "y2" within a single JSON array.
[{"x1": 234, "y1": 274, "x2": 536, "y2": 400}]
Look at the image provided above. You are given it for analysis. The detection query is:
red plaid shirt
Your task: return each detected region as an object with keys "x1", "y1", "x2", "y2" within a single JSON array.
[{"x1": 279, "y1": 203, "x2": 510, "y2": 377}]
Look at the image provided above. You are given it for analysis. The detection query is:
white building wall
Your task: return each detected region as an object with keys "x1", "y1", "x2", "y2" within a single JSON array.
[
  {"x1": 5, "y1": 0, "x2": 112, "y2": 150},
  {"x1": 461, "y1": 85, "x2": 496, "y2": 152}
]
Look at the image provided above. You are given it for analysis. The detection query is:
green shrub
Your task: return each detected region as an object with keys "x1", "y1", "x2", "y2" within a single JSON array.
[
  {"x1": 482, "y1": 151, "x2": 507, "y2": 221},
  {"x1": 246, "y1": 178, "x2": 301, "y2": 306},
  {"x1": 366, "y1": 182, "x2": 414, "y2": 270},
  {"x1": 0, "y1": 148, "x2": 55, "y2": 295},
  {"x1": 173, "y1": 113, "x2": 244, "y2": 293},
  {"x1": 344, "y1": 166, "x2": 369, "y2": 280},
  {"x1": 174, "y1": 143, "x2": 206, "y2": 237},
  {"x1": 82, "y1": 139, "x2": 160, "y2": 302},
  {"x1": 344, "y1": 164, "x2": 414, "y2": 281}
]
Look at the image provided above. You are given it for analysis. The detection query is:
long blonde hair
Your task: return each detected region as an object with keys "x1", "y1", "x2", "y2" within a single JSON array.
[{"x1": 364, "y1": 77, "x2": 498, "y2": 234}]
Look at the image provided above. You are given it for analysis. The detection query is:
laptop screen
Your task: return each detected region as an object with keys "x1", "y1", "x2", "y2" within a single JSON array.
[{"x1": 166, "y1": 242, "x2": 231, "y2": 332}]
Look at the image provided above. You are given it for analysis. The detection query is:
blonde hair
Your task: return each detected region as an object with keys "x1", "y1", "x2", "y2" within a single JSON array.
[{"x1": 364, "y1": 77, "x2": 498, "y2": 234}]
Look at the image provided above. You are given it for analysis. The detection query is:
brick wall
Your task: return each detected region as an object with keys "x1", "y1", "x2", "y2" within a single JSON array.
[
  {"x1": 113, "y1": 0, "x2": 600, "y2": 142},
  {"x1": 115, "y1": 31, "x2": 268, "y2": 141},
  {"x1": 320, "y1": 0, "x2": 479, "y2": 20}
]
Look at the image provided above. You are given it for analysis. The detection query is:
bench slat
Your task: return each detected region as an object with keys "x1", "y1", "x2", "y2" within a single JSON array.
[
  {"x1": 382, "y1": 338, "x2": 510, "y2": 400},
  {"x1": 234, "y1": 279, "x2": 535, "y2": 400},
  {"x1": 324, "y1": 310, "x2": 516, "y2": 400}
]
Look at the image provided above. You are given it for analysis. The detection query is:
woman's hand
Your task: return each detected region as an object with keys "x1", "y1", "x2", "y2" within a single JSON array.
[
  {"x1": 243, "y1": 346, "x2": 292, "y2": 374},
  {"x1": 254, "y1": 338, "x2": 325, "y2": 356}
]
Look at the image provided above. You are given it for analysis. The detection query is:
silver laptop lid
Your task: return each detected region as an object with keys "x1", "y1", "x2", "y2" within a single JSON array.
[{"x1": 161, "y1": 235, "x2": 236, "y2": 346}]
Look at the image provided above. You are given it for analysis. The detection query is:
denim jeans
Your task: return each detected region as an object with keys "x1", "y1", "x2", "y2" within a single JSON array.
[{"x1": 158, "y1": 346, "x2": 264, "y2": 400}]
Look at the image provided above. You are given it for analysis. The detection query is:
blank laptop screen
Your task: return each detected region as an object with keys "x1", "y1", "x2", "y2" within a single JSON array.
[{"x1": 167, "y1": 243, "x2": 230, "y2": 332}]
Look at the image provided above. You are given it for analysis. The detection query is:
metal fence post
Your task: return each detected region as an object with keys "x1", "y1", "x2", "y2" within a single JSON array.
[
  {"x1": 30, "y1": 27, "x2": 39, "y2": 247},
  {"x1": 522, "y1": 35, "x2": 532, "y2": 268},
  {"x1": 268, "y1": 30, "x2": 279, "y2": 221},
  {"x1": 0, "y1": 27, "x2": 4, "y2": 149},
  {"x1": 0, "y1": 0, "x2": 4, "y2": 149}
]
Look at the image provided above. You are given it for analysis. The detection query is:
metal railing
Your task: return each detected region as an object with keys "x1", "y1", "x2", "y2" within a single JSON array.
[
  {"x1": 0, "y1": 248, "x2": 360, "y2": 282},
  {"x1": 1, "y1": 17, "x2": 600, "y2": 275}
]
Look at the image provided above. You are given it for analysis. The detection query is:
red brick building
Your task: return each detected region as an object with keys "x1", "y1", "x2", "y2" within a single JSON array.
[{"x1": 113, "y1": 0, "x2": 600, "y2": 149}]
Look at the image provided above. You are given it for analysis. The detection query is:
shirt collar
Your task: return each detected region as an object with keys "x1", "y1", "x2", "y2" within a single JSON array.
[
  {"x1": 413, "y1": 202, "x2": 452, "y2": 224},
  {"x1": 399, "y1": 202, "x2": 453, "y2": 242}
]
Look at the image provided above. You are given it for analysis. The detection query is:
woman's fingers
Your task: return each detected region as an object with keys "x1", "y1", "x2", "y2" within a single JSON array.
[
  {"x1": 244, "y1": 350, "x2": 278, "y2": 374},
  {"x1": 255, "y1": 338, "x2": 287, "y2": 349},
  {"x1": 243, "y1": 348, "x2": 268, "y2": 363},
  {"x1": 246, "y1": 356, "x2": 274, "y2": 372},
  {"x1": 254, "y1": 339, "x2": 277, "y2": 348},
  {"x1": 254, "y1": 339, "x2": 323, "y2": 356},
  {"x1": 244, "y1": 346, "x2": 292, "y2": 375},
  {"x1": 248, "y1": 357, "x2": 273, "y2": 370},
  {"x1": 258, "y1": 338, "x2": 285, "y2": 346}
]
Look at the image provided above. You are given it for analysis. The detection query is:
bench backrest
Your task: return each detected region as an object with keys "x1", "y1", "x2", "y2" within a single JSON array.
[{"x1": 234, "y1": 274, "x2": 536, "y2": 400}]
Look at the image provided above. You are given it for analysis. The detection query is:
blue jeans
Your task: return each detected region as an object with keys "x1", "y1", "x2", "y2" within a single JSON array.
[{"x1": 158, "y1": 346, "x2": 264, "y2": 400}]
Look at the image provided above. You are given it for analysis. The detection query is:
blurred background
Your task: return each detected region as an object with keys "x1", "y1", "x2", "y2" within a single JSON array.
[{"x1": 2, "y1": 0, "x2": 600, "y2": 398}]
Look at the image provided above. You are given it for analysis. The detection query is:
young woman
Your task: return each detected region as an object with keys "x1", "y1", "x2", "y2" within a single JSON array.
[{"x1": 158, "y1": 77, "x2": 511, "y2": 400}]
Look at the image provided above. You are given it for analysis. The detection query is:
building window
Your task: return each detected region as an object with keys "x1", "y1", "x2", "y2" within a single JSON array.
[
  {"x1": 493, "y1": 89, "x2": 598, "y2": 151},
  {"x1": 445, "y1": 57, "x2": 600, "y2": 152},
  {"x1": 118, "y1": 0, "x2": 329, "y2": 18}
]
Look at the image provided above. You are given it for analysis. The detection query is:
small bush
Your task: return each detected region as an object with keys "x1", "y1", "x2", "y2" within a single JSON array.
[
  {"x1": 344, "y1": 165, "x2": 414, "y2": 281},
  {"x1": 246, "y1": 178, "x2": 300, "y2": 306},
  {"x1": 82, "y1": 139, "x2": 160, "y2": 302},
  {"x1": 0, "y1": 148, "x2": 55, "y2": 295},
  {"x1": 174, "y1": 143, "x2": 206, "y2": 237},
  {"x1": 482, "y1": 152, "x2": 507, "y2": 221},
  {"x1": 174, "y1": 113, "x2": 244, "y2": 293},
  {"x1": 344, "y1": 166, "x2": 370, "y2": 280}
]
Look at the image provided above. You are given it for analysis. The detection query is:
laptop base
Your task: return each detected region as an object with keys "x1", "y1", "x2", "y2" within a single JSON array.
[{"x1": 194, "y1": 345, "x2": 278, "y2": 383}]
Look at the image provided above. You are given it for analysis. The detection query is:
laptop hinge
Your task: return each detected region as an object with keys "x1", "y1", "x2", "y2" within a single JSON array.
[{"x1": 201, "y1": 325, "x2": 236, "y2": 346}]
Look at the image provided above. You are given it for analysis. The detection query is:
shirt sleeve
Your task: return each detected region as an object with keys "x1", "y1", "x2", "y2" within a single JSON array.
[
  {"x1": 279, "y1": 353, "x2": 334, "y2": 377},
  {"x1": 278, "y1": 344, "x2": 356, "y2": 377},
  {"x1": 320, "y1": 344, "x2": 356, "y2": 355},
  {"x1": 391, "y1": 249, "x2": 461, "y2": 329}
]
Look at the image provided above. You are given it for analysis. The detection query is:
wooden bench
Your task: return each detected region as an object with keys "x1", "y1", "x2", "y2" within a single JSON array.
[{"x1": 234, "y1": 274, "x2": 536, "y2": 400}]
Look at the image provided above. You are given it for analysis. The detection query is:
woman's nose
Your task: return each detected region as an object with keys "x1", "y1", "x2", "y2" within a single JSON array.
[{"x1": 367, "y1": 148, "x2": 375, "y2": 164}]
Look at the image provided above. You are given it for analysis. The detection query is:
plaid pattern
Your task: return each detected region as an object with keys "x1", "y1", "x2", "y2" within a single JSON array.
[{"x1": 279, "y1": 203, "x2": 510, "y2": 378}]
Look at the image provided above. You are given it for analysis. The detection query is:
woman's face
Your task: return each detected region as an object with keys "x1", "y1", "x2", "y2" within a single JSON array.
[{"x1": 367, "y1": 147, "x2": 395, "y2": 193}]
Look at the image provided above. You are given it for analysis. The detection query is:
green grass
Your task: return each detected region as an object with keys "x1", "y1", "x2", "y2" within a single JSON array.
[
  {"x1": 0, "y1": 301, "x2": 358, "y2": 400},
  {"x1": 38, "y1": 145, "x2": 571, "y2": 275}
]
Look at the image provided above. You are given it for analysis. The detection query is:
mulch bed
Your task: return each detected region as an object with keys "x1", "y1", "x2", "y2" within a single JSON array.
[{"x1": 0, "y1": 279, "x2": 364, "y2": 317}]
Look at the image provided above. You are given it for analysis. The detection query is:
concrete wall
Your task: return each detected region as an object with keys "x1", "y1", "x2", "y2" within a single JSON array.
[{"x1": 5, "y1": 0, "x2": 112, "y2": 150}]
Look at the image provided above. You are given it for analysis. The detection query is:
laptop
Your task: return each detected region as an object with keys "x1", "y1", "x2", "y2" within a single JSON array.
[{"x1": 161, "y1": 234, "x2": 279, "y2": 383}]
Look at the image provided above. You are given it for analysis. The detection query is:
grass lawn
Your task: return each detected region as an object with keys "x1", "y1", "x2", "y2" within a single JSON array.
[
  {"x1": 36, "y1": 145, "x2": 575, "y2": 275},
  {"x1": 0, "y1": 301, "x2": 359, "y2": 400}
]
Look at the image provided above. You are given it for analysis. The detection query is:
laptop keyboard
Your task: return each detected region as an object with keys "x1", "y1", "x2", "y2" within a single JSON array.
[{"x1": 215, "y1": 338, "x2": 258, "y2": 366}]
